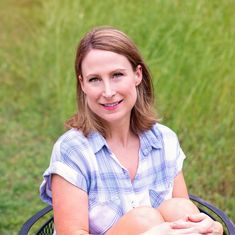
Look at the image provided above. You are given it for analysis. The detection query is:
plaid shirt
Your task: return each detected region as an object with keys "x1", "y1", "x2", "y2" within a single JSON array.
[{"x1": 40, "y1": 123, "x2": 185, "y2": 235}]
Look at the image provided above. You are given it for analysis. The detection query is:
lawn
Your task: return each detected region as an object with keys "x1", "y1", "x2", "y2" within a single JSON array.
[{"x1": 0, "y1": 0, "x2": 234, "y2": 234}]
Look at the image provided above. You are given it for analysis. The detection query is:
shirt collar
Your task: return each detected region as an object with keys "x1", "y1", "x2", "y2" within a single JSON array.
[
  {"x1": 139, "y1": 127, "x2": 162, "y2": 156},
  {"x1": 87, "y1": 131, "x2": 109, "y2": 154},
  {"x1": 87, "y1": 126, "x2": 162, "y2": 156}
]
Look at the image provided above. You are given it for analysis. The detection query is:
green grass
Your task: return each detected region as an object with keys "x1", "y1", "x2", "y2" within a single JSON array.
[{"x1": 0, "y1": 0, "x2": 234, "y2": 234}]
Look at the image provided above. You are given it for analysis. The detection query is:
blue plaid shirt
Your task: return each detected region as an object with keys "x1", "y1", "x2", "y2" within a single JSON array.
[{"x1": 40, "y1": 123, "x2": 185, "y2": 234}]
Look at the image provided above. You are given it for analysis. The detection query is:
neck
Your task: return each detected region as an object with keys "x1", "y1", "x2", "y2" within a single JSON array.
[{"x1": 105, "y1": 120, "x2": 134, "y2": 148}]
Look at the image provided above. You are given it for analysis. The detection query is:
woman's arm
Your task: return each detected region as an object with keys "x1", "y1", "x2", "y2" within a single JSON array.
[
  {"x1": 172, "y1": 171, "x2": 189, "y2": 198},
  {"x1": 51, "y1": 174, "x2": 89, "y2": 235},
  {"x1": 171, "y1": 171, "x2": 223, "y2": 235}
]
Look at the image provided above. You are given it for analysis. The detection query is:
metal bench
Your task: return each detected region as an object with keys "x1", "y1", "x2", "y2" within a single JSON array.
[{"x1": 18, "y1": 194, "x2": 235, "y2": 235}]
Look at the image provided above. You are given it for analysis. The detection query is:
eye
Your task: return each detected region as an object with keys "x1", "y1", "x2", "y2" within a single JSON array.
[
  {"x1": 113, "y1": 72, "x2": 123, "y2": 78},
  {"x1": 88, "y1": 77, "x2": 100, "y2": 83}
]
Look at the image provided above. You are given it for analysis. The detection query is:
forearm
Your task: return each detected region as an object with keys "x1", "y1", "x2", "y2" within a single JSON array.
[
  {"x1": 212, "y1": 221, "x2": 223, "y2": 234},
  {"x1": 105, "y1": 206, "x2": 164, "y2": 235},
  {"x1": 56, "y1": 229, "x2": 91, "y2": 235}
]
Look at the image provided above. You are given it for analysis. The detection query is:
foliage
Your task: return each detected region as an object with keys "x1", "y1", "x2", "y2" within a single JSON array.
[{"x1": 0, "y1": 0, "x2": 234, "y2": 234}]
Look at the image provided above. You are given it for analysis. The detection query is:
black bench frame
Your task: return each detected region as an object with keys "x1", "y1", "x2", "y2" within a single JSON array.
[{"x1": 18, "y1": 194, "x2": 235, "y2": 235}]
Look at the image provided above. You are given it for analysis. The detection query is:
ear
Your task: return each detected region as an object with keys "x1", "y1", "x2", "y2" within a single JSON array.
[
  {"x1": 79, "y1": 75, "x2": 86, "y2": 93},
  {"x1": 134, "y1": 65, "x2": 142, "y2": 86}
]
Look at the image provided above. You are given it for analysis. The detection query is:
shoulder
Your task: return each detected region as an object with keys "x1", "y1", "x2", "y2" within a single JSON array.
[
  {"x1": 51, "y1": 128, "x2": 93, "y2": 161},
  {"x1": 140, "y1": 123, "x2": 179, "y2": 151},
  {"x1": 153, "y1": 123, "x2": 185, "y2": 159},
  {"x1": 151, "y1": 123, "x2": 178, "y2": 139},
  {"x1": 150, "y1": 123, "x2": 181, "y2": 151},
  {"x1": 52, "y1": 129, "x2": 105, "y2": 162},
  {"x1": 57, "y1": 128, "x2": 87, "y2": 142},
  {"x1": 54, "y1": 128, "x2": 87, "y2": 150}
]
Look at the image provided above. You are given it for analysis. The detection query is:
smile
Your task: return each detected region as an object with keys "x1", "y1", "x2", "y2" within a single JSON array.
[{"x1": 101, "y1": 100, "x2": 123, "y2": 109}]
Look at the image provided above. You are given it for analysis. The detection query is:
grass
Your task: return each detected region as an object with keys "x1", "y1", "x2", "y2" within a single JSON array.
[{"x1": 0, "y1": 0, "x2": 234, "y2": 234}]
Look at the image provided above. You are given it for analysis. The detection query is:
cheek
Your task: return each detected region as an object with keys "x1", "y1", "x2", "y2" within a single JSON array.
[
  {"x1": 132, "y1": 89, "x2": 138, "y2": 102},
  {"x1": 86, "y1": 94, "x2": 99, "y2": 112},
  {"x1": 122, "y1": 83, "x2": 138, "y2": 97},
  {"x1": 86, "y1": 93, "x2": 99, "y2": 105},
  {"x1": 121, "y1": 80, "x2": 137, "y2": 92},
  {"x1": 83, "y1": 85, "x2": 100, "y2": 100}
]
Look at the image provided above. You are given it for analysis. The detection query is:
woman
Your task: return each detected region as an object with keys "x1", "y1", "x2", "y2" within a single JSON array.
[{"x1": 40, "y1": 26, "x2": 222, "y2": 234}]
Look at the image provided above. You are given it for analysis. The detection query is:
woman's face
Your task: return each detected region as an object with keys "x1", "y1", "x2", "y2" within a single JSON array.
[{"x1": 80, "y1": 49, "x2": 142, "y2": 126}]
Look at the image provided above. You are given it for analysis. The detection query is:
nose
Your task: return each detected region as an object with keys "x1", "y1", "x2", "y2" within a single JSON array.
[{"x1": 102, "y1": 81, "x2": 116, "y2": 98}]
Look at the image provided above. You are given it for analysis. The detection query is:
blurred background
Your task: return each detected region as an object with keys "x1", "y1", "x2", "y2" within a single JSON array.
[{"x1": 0, "y1": 0, "x2": 234, "y2": 234}]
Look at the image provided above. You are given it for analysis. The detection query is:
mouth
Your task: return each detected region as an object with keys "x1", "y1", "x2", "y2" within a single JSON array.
[{"x1": 101, "y1": 100, "x2": 123, "y2": 108}]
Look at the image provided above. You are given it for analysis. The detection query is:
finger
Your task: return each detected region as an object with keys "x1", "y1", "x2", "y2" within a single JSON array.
[
  {"x1": 185, "y1": 233, "x2": 202, "y2": 235},
  {"x1": 171, "y1": 220, "x2": 214, "y2": 234},
  {"x1": 188, "y1": 214, "x2": 214, "y2": 233},
  {"x1": 171, "y1": 221, "x2": 195, "y2": 229},
  {"x1": 188, "y1": 213, "x2": 207, "y2": 222},
  {"x1": 172, "y1": 227, "x2": 202, "y2": 235}
]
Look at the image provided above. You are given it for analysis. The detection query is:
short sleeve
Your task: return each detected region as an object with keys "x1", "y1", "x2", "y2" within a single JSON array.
[
  {"x1": 155, "y1": 123, "x2": 186, "y2": 178},
  {"x1": 40, "y1": 135, "x2": 90, "y2": 205},
  {"x1": 175, "y1": 140, "x2": 186, "y2": 176}
]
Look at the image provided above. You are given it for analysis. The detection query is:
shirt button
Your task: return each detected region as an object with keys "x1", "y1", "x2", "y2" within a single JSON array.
[
  {"x1": 143, "y1": 149, "x2": 148, "y2": 155},
  {"x1": 131, "y1": 200, "x2": 137, "y2": 208}
]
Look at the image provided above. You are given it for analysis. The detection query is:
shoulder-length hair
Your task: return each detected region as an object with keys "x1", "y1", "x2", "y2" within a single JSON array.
[{"x1": 65, "y1": 26, "x2": 158, "y2": 136}]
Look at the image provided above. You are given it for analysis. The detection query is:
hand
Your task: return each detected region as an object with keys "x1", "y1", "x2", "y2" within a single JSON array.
[
  {"x1": 141, "y1": 222, "x2": 202, "y2": 235},
  {"x1": 188, "y1": 213, "x2": 223, "y2": 235},
  {"x1": 140, "y1": 222, "x2": 172, "y2": 235},
  {"x1": 171, "y1": 213, "x2": 223, "y2": 235}
]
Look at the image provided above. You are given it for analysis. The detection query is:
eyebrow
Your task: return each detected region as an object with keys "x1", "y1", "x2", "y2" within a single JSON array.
[{"x1": 85, "y1": 68, "x2": 127, "y2": 78}]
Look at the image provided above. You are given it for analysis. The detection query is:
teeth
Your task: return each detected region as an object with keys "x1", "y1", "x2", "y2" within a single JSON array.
[{"x1": 103, "y1": 102, "x2": 119, "y2": 107}]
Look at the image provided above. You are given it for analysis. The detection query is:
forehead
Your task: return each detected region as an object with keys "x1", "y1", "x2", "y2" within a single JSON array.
[{"x1": 81, "y1": 49, "x2": 133, "y2": 76}]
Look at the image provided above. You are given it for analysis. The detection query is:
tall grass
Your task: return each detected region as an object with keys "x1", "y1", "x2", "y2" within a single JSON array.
[{"x1": 0, "y1": 0, "x2": 234, "y2": 234}]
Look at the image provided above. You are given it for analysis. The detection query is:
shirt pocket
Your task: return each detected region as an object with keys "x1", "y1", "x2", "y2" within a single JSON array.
[
  {"x1": 149, "y1": 182, "x2": 173, "y2": 208},
  {"x1": 89, "y1": 196, "x2": 122, "y2": 235}
]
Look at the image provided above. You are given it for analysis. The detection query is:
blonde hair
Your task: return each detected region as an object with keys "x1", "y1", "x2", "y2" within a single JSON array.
[{"x1": 65, "y1": 26, "x2": 158, "y2": 136}]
